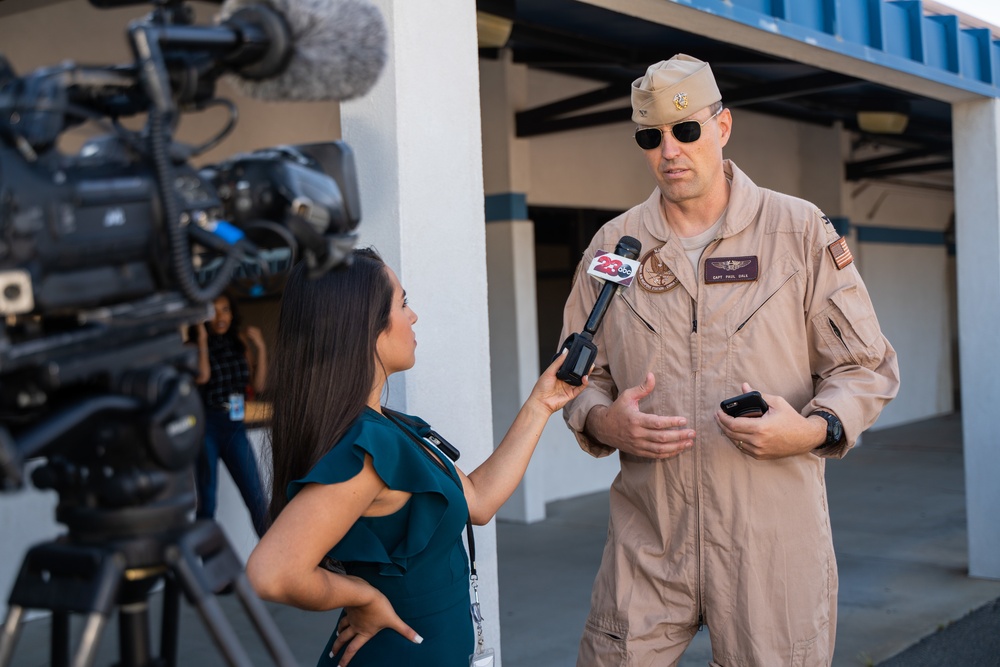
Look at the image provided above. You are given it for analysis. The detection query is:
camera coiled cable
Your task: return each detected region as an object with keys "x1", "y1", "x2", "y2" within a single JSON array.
[{"x1": 149, "y1": 107, "x2": 239, "y2": 304}]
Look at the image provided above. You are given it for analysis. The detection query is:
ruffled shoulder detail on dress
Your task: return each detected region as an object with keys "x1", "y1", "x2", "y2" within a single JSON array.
[{"x1": 289, "y1": 408, "x2": 467, "y2": 576}]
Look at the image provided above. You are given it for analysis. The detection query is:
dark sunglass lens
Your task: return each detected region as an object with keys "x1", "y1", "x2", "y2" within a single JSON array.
[
  {"x1": 671, "y1": 121, "x2": 701, "y2": 143},
  {"x1": 635, "y1": 128, "x2": 661, "y2": 150}
]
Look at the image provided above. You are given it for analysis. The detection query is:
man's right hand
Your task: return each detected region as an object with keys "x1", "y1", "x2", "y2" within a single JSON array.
[{"x1": 584, "y1": 372, "x2": 695, "y2": 459}]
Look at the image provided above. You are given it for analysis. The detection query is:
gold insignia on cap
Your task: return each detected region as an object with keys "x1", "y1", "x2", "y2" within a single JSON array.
[{"x1": 673, "y1": 92, "x2": 689, "y2": 110}]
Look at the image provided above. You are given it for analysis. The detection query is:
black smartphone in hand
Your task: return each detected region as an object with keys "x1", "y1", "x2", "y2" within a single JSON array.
[{"x1": 721, "y1": 391, "x2": 769, "y2": 418}]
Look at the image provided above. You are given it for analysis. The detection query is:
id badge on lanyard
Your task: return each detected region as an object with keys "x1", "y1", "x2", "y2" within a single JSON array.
[{"x1": 228, "y1": 393, "x2": 245, "y2": 422}]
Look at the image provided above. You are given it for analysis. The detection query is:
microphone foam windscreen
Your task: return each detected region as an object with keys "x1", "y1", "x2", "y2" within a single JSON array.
[{"x1": 220, "y1": 0, "x2": 388, "y2": 102}]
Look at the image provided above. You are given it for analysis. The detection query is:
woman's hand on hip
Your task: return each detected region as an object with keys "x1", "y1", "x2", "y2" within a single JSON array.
[{"x1": 331, "y1": 579, "x2": 422, "y2": 665}]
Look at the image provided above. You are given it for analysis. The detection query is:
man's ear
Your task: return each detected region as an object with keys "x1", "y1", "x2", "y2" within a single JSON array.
[{"x1": 718, "y1": 107, "x2": 733, "y2": 148}]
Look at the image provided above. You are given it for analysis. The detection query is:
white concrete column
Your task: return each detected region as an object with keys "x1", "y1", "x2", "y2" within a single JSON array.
[
  {"x1": 487, "y1": 220, "x2": 546, "y2": 523},
  {"x1": 340, "y1": 0, "x2": 503, "y2": 656},
  {"x1": 480, "y1": 55, "x2": 547, "y2": 522},
  {"x1": 952, "y1": 96, "x2": 1000, "y2": 580}
]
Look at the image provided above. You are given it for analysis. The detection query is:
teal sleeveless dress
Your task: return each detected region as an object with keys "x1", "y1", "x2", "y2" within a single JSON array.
[{"x1": 288, "y1": 407, "x2": 474, "y2": 666}]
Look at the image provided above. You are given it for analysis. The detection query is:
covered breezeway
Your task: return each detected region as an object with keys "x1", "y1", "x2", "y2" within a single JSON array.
[{"x1": 476, "y1": 0, "x2": 1000, "y2": 584}]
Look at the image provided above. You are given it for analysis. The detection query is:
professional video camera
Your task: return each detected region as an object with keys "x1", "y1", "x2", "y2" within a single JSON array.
[{"x1": 0, "y1": 0, "x2": 385, "y2": 664}]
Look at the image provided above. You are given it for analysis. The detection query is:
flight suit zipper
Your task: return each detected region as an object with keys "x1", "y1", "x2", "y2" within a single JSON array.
[{"x1": 692, "y1": 236, "x2": 722, "y2": 630}]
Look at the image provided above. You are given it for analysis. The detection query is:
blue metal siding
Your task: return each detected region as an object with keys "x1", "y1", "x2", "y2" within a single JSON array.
[
  {"x1": 732, "y1": 0, "x2": 786, "y2": 20},
  {"x1": 993, "y1": 40, "x2": 1000, "y2": 85},
  {"x1": 960, "y1": 28, "x2": 992, "y2": 83},
  {"x1": 676, "y1": 0, "x2": 1000, "y2": 98},
  {"x1": 839, "y1": 0, "x2": 884, "y2": 49},
  {"x1": 786, "y1": 0, "x2": 826, "y2": 33},
  {"x1": 883, "y1": 1, "x2": 924, "y2": 62},
  {"x1": 924, "y1": 15, "x2": 959, "y2": 73}
]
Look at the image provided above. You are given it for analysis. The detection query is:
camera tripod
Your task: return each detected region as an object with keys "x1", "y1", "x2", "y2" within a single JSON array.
[
  {"x1": 0, "y1": 329, "x2": 298, "y2": 667},
  {"x1": 0, "y1": 514, "x2": 297, "y2": 667}
]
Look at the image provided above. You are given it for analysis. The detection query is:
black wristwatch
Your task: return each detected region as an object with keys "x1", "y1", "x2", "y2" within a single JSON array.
[{"x1": 812, "y1": 410, "x2": 844, "y2": 450}]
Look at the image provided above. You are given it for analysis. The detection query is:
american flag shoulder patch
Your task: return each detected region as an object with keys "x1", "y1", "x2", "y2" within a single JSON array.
[{"x1": 827, "y1": 236, "x2": 853, "y2": 270}]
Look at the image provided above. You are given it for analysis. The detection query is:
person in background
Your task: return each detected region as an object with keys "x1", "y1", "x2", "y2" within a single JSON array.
[
  {"x1": 193, "y1": 292, "x2": 268, "y2": 537},
  {"x1": 560, "y1": 54, "x2": 900, "y2": 666},
  {"x1": 246, "y1": 248, "x2": 585, "y2": 666}
]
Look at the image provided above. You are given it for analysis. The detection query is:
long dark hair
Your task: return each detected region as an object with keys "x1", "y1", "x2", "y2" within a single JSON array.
[
  {"x1": 208, "y1": 292, "x2": 246, "y2": 354},
  {"x1": 266, "y1": 248, "x2": 393, "y2": 524}
]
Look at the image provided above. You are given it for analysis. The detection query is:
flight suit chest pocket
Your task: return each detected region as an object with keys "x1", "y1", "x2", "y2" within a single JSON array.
[
  {"x1": 726, "y1": 253, "x2": 800, "y2": 337},
  {"x1": 617, "y1": 291, "x2": 658, "y2": 335},
  {"x1": 814, "y1": 284, "x2": 885, "y2": 368}
]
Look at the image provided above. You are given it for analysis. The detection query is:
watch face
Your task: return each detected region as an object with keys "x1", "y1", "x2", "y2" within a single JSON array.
[
  {"x1": 831, "y1": 421, "x2": 843, "y2": 442},
  {"x1": 826, "y1": 414, "x2": 843, "y2": 444},
  {"x1": 815, "y1": 411, "x2": 843, "y2": 447}
]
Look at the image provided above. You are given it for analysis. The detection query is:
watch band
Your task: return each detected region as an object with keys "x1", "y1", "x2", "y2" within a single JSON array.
[{"x1": 812, "y1": 410, "x2": 844, "y2": 449}]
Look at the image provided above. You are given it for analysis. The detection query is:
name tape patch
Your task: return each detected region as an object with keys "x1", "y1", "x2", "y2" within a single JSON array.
[{"x1": 705, "y1": 256, "x2": 759, "y2": 284}]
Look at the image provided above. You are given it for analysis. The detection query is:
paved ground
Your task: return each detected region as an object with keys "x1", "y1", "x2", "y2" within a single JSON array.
[{"x1": 3, "y1": 413, "x2": 999, "y2": 666}]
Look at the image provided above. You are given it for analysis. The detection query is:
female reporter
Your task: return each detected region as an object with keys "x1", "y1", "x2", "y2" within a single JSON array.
[{"x1": 246, "y1": 248, "x2": 584, "y2": 666}]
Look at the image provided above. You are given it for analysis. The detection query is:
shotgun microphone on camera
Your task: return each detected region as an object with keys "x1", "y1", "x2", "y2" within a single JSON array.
[
  {"x1": 219, "y1": 0, "x2": 388, "y2": 101},
  {"x1": 556, "y1": 235, "x2": 642, "y2": 386}
]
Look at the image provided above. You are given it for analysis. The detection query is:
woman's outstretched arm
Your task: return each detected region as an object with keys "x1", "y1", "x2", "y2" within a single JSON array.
[{"x1": 457, "y1": 350, "x2": 586, "y2": 524}]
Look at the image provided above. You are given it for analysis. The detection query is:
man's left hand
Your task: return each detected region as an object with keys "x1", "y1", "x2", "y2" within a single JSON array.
[{"x1": 715, "y1": 382, "x2": 827, "y2": 460}]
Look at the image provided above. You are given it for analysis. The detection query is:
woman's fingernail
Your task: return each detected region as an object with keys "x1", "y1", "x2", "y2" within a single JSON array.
[{"x1": 413, "y1": 634, "x2": 424, "y2": 644}]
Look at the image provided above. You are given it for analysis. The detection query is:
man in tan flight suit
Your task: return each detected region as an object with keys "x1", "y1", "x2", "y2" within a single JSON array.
[{"x1": 560, "y1": 54, "x2": 899, "y2": 666}]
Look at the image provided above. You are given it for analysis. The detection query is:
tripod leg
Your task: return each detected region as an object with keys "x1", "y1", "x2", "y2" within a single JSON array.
[
  {"x1": 53, "y1": 611, "x2": 70, "y2": 667},
  {"x1": 0, "y1": 605, "x2": 25, "y2": 667},
  {"x1": 166, "y1": 521, "x2": 297, "y2": 667},
  {"x1": 232, "y1": 575, "x2": 299, "y2": 666},
  {"x1": 166, "y1": 538, "x2": 255, "y2": 666},
  {"x1": 160, "y1": 576, "x2": 181, "y2": 667},
  {"x1": 3, "y1": 542, "x2": 123, "y2": 667},
  {"x1": 167, "y1": 576, "x2": 255, "y2": 667},
  {"x1": 71, "y1": 612, "x2": 110, "y2": 667}
]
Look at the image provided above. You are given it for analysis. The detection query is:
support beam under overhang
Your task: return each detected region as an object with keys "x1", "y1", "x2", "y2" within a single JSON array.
[{"x1": 576, "y1": 0, "x2": 995, "y2": 105}]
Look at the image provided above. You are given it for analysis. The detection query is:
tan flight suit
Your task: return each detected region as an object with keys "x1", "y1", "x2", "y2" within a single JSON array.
[{"x1": 562, "y1": 160, "x2": 899, "y2": 667}]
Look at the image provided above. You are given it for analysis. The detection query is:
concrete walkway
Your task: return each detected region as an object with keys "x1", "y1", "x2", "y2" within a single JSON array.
[
  {"x1": 4, "y1": 414, "x2": 999, "y2": 666},
  {"x1": 497, "y1": 413, "x2": 1000, "y2": 666}
]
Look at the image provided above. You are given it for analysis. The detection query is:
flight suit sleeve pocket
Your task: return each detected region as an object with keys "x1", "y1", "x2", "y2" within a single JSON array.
[
  {"x1": 578, "y1": 613, "x2": 628, "y2": 666},
  {"x1": 814, "y1": 285, "x2": 884, "y2": 368}
]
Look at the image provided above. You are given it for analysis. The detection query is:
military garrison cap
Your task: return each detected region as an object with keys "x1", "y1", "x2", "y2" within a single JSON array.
[{"x1": 631, "y1": 54, "x2": 722, "y2": 126}]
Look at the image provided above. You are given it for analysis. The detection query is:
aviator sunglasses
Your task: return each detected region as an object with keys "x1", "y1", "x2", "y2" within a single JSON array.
[{"x1": 634, "y1": 107, "x2": 723, "y2": 150}]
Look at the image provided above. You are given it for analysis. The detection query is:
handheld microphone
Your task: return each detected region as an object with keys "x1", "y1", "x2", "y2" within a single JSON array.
[
  {"x1": 556, "y1": 235, "x2": 642, "y2": 386},
  {"x1": 218, "y1": 0, "x2": 387, "y2": 101}
]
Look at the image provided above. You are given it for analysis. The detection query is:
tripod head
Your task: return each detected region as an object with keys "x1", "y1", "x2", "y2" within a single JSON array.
[{"x1": 0, "y1": 296, "x2": 209, "y2": 542}]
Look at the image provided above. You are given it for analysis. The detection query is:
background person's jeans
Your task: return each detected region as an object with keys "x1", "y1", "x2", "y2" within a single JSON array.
[{"x1": 196, "y1": 408, "x2": 267, "y2": 537}]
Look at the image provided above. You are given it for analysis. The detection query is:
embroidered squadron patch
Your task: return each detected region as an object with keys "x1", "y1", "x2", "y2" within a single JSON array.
[
  {"x1": 828, "y1": 236, "x2": 854, "y2": 270},
  {"x1": 673, "y1": 92, "x2": 689, "y2": 110},
  {"x1": 637, "y1": 247, "x2": 679, "y2": 293}
]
